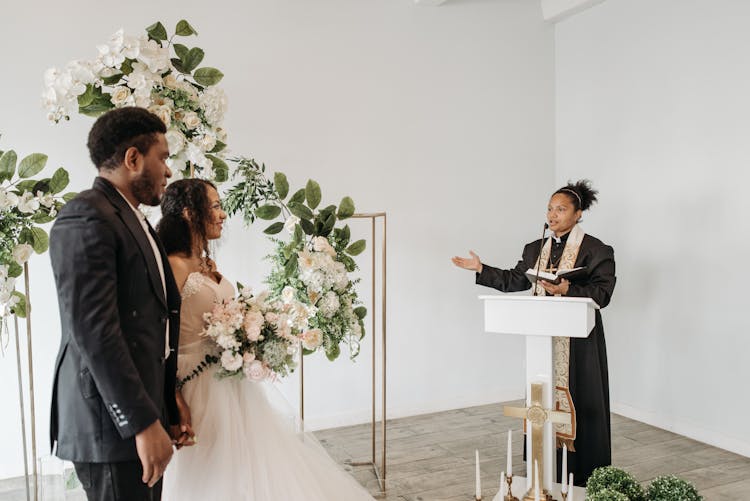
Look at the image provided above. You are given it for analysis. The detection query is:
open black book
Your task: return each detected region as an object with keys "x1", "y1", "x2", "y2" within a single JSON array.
[{"x1": 525, "y1": 266, "x2": 588, "y2": 285}]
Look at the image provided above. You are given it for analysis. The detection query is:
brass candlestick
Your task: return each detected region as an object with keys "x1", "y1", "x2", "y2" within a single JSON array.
[
  {"x1": 561, "y1": 490, "x2": 568, "y2": 501},
  {"x1": 504, "y1": 473, "x2": 519, "y2": 501}
]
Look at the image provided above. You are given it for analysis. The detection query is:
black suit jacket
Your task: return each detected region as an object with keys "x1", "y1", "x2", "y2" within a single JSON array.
[{"x1": 49, "y1": 177, "x2": 181, "y2": 462}]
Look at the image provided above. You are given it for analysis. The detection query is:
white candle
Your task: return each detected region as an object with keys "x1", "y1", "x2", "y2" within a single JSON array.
[
  {"x1": 561, "y1": 443, "x2": 568, "y2": 493},
  {"x1": 534, "y1": 460, "x2": 540, "y2": 501},
  {"x1": 499, "y1": 471, "x2": 507, "y2": 497},
  {"x1": 568, "y1": 473, "x2": 574, "y2": 501},
  {"x1": 506, "y1": 429, "x2": 512, "y2": 475},
  {"x1": 475, "y1": 449, "x2": 481, "y2": 499}
]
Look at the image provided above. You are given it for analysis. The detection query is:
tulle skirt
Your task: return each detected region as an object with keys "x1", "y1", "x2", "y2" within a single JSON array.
[{"x1": 162, "y1": 346, "x2": 374, "y2": 500}]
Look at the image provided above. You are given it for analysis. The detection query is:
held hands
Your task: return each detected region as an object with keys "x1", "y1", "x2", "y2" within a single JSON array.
[
  {"x1": 540, "y1": 278, "x2": 570, "y2": 296},
  {"x1": 134, "y1": 419, "x2": 174, "y2": 487},
  {"x1": 171, "y1": 390, "x2": 196, "y2": 449},
  {"x1": 451, "y1": 251, "x2": 483, "y2": 274}
]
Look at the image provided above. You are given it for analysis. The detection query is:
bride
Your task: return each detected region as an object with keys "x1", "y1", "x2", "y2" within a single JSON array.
[{"x1": 157, "y1": 178, "x2": 374, "y2": 500}]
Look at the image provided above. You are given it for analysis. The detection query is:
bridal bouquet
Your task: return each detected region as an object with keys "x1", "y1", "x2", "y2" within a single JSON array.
[
  {"x1": 179, "y1": 286, "x2": 317, "y2": 386},
  {"x1": 42, "y1": 20, "x2": 229, "y2": 182},
  {"x1": 223, "y1": 157, "x2": 367, "y2": 362},
  {"x1": 0, "y1": 148, "x2": 73, "y2": 320}
]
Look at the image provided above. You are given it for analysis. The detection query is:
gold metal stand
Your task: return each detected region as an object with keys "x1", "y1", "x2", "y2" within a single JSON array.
[
  {"x1": 504, "y1": 474, "x2": 520, "y2": 501},
  {"x1": 299, "y1": 212, "x2": 388, "y2": 492}
]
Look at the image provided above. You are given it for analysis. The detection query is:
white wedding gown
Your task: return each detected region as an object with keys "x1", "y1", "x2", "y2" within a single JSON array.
[{"x1": 162, "y1": 272, "x2": 374, "y2": 500}]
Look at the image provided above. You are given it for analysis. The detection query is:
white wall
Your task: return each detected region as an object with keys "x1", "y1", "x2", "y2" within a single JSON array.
[
  {"x1": 0, "y1": 0, "x2": 554, "y2": 478},
  {"x1": 555, "y1": 0, "x2": 750, "y2": 456}
]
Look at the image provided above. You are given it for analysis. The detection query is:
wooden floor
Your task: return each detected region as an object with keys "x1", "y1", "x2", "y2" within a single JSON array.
[
  {"x1": 315, "y1": 401, "x2": 750, "y2": 501},
  {"x1": 2, "y1": 401, "x2": 748, "y2": 500}
]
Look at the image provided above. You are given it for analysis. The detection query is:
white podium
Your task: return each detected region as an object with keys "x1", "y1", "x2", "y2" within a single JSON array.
[{"x1": 480, "y1": 295, "x2": 598, "y2": 494}]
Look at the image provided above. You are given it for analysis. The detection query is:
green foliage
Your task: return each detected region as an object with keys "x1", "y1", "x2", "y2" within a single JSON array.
[
  {"x1": 274, "y1": 172, "x2": 289, "y2": 199},
  {"x1": 587, "y1": 467, "x2": 646, "y2": 501},
  {"x1": 10, "y1": 292, "x2": 27, "y2": 318},
  {"x1": 305, "y1": 179, "x2": 321, "y2": 209},
  {"x1": 146, "y1": 21, "x2": 168, "y2": 41},
  {"x1": 193, "y1": 67, "x2": 224, "y2": 86},
  {"x1": 646, "y1": 476, "x2": 702, "y2": 501},
  {"x1": 175, "y1": 20, "x2": 198, "y2": 37},
  {"x1": 345, "y1": 239, "x2": 366, "y2": 256},
  {"x1": 0, "y1": 150, "x2": 17, "y2": 182},
  {"x1": 588, "y1": 488, "x2": 631, "y2": 501},
  {"x1": 337, "y1": 196, "x2": 355, "y2": 219}
]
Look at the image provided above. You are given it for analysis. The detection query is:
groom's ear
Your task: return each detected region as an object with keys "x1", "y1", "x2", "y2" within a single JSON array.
[{"x1": 122, "y1": 146, "x2": 143, "y2": 174}]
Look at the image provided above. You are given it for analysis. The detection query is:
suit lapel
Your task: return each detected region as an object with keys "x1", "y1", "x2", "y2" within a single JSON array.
[{"x1": 93, "y1": 177, "x2": 167, "y2": 309}]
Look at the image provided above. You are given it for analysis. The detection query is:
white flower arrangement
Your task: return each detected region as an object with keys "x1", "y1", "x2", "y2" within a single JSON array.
[
  {"x1": 42, "y1": 20, "x2": 229, "y2": 182},
  {"x1": 0, "y1": 147, "x2": 73, "y2": 320},
  {"x1": 223, "y1": 157, "x2": 368, "y2": 362},
  {"x1": 178, "y1": 285, "x2": 315, "y2": 386}
]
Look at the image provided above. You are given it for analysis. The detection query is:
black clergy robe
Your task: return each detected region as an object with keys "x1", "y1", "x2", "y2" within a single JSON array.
[{"x1": 475, "y1": 232, "x2": 616, "y2": 487}]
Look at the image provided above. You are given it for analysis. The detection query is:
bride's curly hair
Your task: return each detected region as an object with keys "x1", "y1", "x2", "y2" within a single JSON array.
[{"x1": 157, "y1": 178, "x2": 216, "y2": 262}]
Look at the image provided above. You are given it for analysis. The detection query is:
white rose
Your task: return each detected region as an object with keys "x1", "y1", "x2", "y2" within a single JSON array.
[
  {"x1": 281, "y1": 286, "x2": 296, "y2": 304},
  {"x1": 301, "y1": 329, "x2": 323, "y2": 351},
  {"x1": 197, "y1": 133, "x2": 217, "y2": 152},
  {"x1": 165, "y1": 129, "x2": 186, "y2": 156},
  {"x1": 147, "y1": 104, "x2": 172, "y2": 127},
  {"x1": 244, "y1": 360, "x2": 268, "y2": 381},
  {"x1": 12, "y1": 244, "x2": 34, "y2": 265},
  {"x1": 17, "y1": 192, "x2": 39, "y2": 214},
  {"x1": 284, "y1": 216, "x2": 300, "y2": 234},
  {"x1": 220, "y1": 350, "x2": 243, "y2": 372},
  {"x1": 182, "y1": 111, "x2": 201, "y2": 130},
  {"x1": 163, "y1": 74, "x2": 180, "y2": 90},
  {"x1": 108, "y1": 86, "x2": 131, "y2": 106}
]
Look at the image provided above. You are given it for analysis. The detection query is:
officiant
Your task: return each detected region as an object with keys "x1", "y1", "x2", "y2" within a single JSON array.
[{"x1": 451, "y1": 180, "x2": 616, "y2": 486}]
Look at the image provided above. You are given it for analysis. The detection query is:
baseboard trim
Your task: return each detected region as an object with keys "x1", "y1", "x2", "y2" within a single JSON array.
[{"x1": 611, "y1": 401, "x2": 750, "y2": 458}]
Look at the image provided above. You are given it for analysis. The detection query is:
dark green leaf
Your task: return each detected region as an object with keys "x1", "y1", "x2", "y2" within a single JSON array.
[
  {"x1": 0, "y1": 150, "x2": 17, "y2": 182},
  {"x1": 62, "y1": 192, "x2": 78, "y2": 202},
  {"x1": 263, "y1": 222, "x2": 284, "y2": 235},
  {"x1": 17, "y1": 228, "x2": 33, "y2": 245},
  {"x1": 182, "y1": 47, "x2": 205, "y2": 73},
  {"x1": 273, "y1": 172, "x2": 289, "y2": 199},
  {"x1": 346, "y1": 239, "x2": 366, "y2": 256},
  {"x1": 175, "y1": 20, "x2": 198, "y2": 36},
  {"x1": 49, "y1": 167, "x2": 69, "y2": 194},
  {"x1": 337, "y1": 196, "x2": 355, "y2": 219},
  {"x1": 293, "y1": 224, "x2": 303, "y2": 245},
  {"x1": 146, "y1": 21, "x2": 168, "y2": 41},
  {"x1": 10, "y1": 292, "x2": 26, "y2": 318},
  {"x1": 18, "y1": 153, "x2": 47, "y2": 179},
  {"x1": 173, "y1": 43, "x2": 189, "y2": 61},
  {"x1": 7, "y1": 261, "x2": 22, "y2": 278},
  {"x1": 354, "y1": 306, "x2": 367, "y2": 320},
  {"x1": 101, "y1": 73, "x2": 123, "y2": 85},
  {"x1": 14, "y1": 180, "x2": 37, "y2": 193},
  {"x1": 210, "y1": 140, "x2": 227, "y2": 153},
  {"x1": 120, "y1": 58, "x2": 135, "y2": 75},
  {"x1": 31, "y1": 212, "x2": 55, "y2": 224},
  {"x1": 300, "y1": 219, "x2": 314, "y2": 235},
  {"x1": 171, "y1": 58, "x2": 187, "y2": 74},
  {"x1": 284, "y1": 254, "x2": 298, "y2": 278},
  {"x1": 193, "y1": 67, "x2": 224, "y2": 86},
  {"x1": 325, "y1": 343, "x2": 341, "y2": 361},
  {"x1": 288, "y1": 202, "x2": 313, "y2": 221},
  {"x1": 289, "y1": 188, "x2": 306, "y2": 204},
  {"x1": 207, "y1": 154, "x2": 229, "y2": 183},
  {"x1": 302, "y1": 348, "x2": 315, "y2": 356},
  {"x1": 305, "y1": 179, "x2": 322, "y2": 209},
  {"x1": 255, "y1": 204, "x2": 282, "y2": 220},
  {"x1": 322, "y1": 212, "x2": 337, "y2": 236},
  {"x1": 340, "y1": 225, "x2": 351, "y2": 246},
  {"x1": 30, "y1": 227, "x2": 49, "y2": 253}
]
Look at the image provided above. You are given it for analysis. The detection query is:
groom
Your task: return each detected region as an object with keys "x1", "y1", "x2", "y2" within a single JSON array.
[{"x1": 49, "y1": 107, "x2": 182, "y2": 501}]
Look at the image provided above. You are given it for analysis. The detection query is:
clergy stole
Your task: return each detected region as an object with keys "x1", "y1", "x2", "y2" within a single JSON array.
[{"x1": 531, "y1": 224, "x2": 585, "y2": 450}]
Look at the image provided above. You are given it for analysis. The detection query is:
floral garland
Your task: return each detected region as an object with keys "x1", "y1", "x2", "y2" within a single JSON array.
[
  {"x1": 224, "y1": 157, "x2": 367, "y2": 361},
  {"x1": 42, "y1": 20, "x2": 229, "y2": 182},
  {"x1": 0, "y1": 146, "x2": 73, "y2": 323}
]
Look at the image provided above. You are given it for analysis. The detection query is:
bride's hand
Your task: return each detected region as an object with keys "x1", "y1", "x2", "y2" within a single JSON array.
[
  {"x1": 451, "y1": 251, "x2": 483, "y2": 273},
  {"x1": 173, "y1": 390, "x2": 196, "y2": 448}
]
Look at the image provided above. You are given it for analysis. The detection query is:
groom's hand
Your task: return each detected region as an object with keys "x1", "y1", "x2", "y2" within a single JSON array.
[{"x1": 135, "y1": 420, "x2": 174, "y2": 487}]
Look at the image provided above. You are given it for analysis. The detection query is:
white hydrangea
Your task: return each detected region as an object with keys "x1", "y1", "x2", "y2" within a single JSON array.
[
  {"x1": 199, "y1": 86, "x2": 227, "y2": 126},
  {"x1": 220, "y1": 350, "x2": 243, "y2": 372},
  {"x1": 318, "y1": 291, "x2": 341, "y2": 318},
  {"x1": 12, "y1": 244, "x2": 34, "y2": 265},
  {"x1": 17, "y1": 192, "x2": 39, "y2": 214}
]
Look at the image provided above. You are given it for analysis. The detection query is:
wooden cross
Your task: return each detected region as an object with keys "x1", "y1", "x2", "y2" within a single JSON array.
[{"x1": 504, "y1": 382, "x2": 571, "y2": 500}]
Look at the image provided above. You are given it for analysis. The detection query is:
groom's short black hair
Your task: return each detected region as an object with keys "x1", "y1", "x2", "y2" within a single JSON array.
[{"x1": 87, "y1": 107, "x2": 167, "y2": 171}]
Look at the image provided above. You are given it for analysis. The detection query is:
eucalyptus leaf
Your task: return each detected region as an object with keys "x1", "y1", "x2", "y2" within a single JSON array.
[
  {"x1": 346, "y1": 239, "x2": 366, "y2": 256},
  {"x1": 207, "y1": 154, "x2": 229, "y2": 182},
  {"x1": 340, "y1": 225, "x2": 351, "y2": 246},
  {"x1": 30, "y1": 227, "x2": 50, "y2": 253},
  {"x1": 289, "y1": 188, "x2": 306, "y2": 204},
  {"x1": 173, "y1": 43, "x2": 189, "y2": 61},
  {"x1": 182, "y1": 47, "x2": 205, "y2": 73},
  {"x1": 273, "y1": 172, "x2": 289, "y2": 199},
  {"x1": 175, "y1": 20, "x2": 198, "y2": 36},
  {"x1": 255, "y1": 204, "x2": 282, "y2": 220},
  {"x1": 0, "y1": 150, "x2": 17, "y2": 182},
  {"x1": 263, "y1": 222, "x2": 284, "y2": 235},
  {"x1": 146, "y1": 21, "x2": 168, "y2": 41},
  {"x1": 337, "y1": 196, "x2": 355, "y2": 219},
  {"x1": 305, "y1": 179, "x2": 322, "y2": 209},
  {"x1": 7, "y1": 261, "x2": 22, "y2": 278},
  {"x1": 322, "y1": 213, "x2": 337, "y2": 235},
  {"x1": 288, "y1": 202, "x2": 313, "y2": 221},
  {"x1": 284, "y1": 254, "x2": 298, "y2": 278},
  {"x1": 10, "y1": 292, "x2": 27, "y2": 318},
  {"x1": 354, "y1": 306, "x2": 368, "y2": 320},
  {"x1": 325, "y1": 343, "x2": 341, "y2": 362},
  {"x1": 300, "y1": 219, "x2": 314, "y2": 235},
  {"x1": 293, "y1": 224, "x2": 303, "y2": 245},
  {"x1": 49, "y1": 167, "x2": 69, "y2": 194},
  {"x1": 62, "y1": 192, "x2": 78, "y2": 202},
  {"x1": 18, "y1": 153, "x2": 48, "y2": 179},
  {"x1": 193, "y1": 67, "x2": 224, "y2": 86}
]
